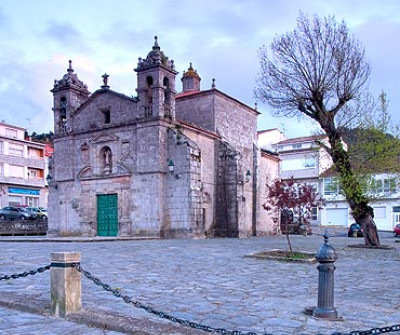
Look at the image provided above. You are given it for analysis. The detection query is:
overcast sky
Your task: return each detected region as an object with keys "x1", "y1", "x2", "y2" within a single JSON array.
[{"x1": 0, "y1": 0, "x2": 399, "y2": 138}]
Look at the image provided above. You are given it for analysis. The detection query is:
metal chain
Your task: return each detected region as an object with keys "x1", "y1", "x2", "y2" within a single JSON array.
[
  {"x1": 313, "y1": 232, "x2": 348, "y2": 238},
  {"x1": 330, "y1": 324, "x2": 400, "y2": 335},
  {"x1": 73, "y1": 263, "x2": 400, "y2": 335},
  {"x1": 73, "y1": 263, "x2": 272, "y2": 335},
  {"x1": 0, "y1": 265, "x2": 50, "y2": 281}
]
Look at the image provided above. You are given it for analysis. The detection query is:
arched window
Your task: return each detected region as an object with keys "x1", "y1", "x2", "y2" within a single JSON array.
[
  {"x1": 163, "y1": 77, "x2": 171, "y2": 104},
  {"x1": 145, "y1": 76, "x2": 153, "y2": 116},
  {"x1": 60, "y1": 97, "x2": 67, "y2": 120}
]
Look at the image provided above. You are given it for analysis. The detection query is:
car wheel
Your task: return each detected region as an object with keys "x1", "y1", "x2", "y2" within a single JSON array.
[
  {"x1": 0, "y1": 215, "x2": 5, "y2": 220},
  {"x1": 20, "y1": 215, "x2": 26, "y2": 221}
]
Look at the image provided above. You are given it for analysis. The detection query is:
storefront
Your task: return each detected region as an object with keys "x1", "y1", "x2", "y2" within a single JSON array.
[{"x1": 7, "y1": 187, "x2": 41, "y2": 207}]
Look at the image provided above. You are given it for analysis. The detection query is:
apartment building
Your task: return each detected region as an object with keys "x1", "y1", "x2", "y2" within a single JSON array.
[
  {"x1": 0, "y1": 122, "x2": 46, "y2": 208},
  {"x1": 258, "y1": 129, "x2": 332, "y2": 225}
]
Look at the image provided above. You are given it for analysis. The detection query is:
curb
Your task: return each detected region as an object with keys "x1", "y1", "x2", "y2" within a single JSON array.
[
  {"x1": 0, "y1": 237, "x2": 159, "y2": 243},
  {"x1": 0, "y1": 292, "x2": 203, "y2": 335}
]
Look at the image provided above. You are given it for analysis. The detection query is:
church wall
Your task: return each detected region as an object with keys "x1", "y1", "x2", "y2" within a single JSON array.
[
  {"x1": 175, "y1": 94, "x2": 215, "y2": 131},
  {"x1": 130, "y1": 121, "x2": 170, "y2": 237},
  {"x1": 72, "y1": 92, "x2": 138, "y2": 134},
  {"x1": 256, "y1": 151, "x2": 280, "y2": 235},
  {"x1": 213, "y1": 94, "x2": 258, "y2": 237},
  {"x1": 53, "y1": 137, "x2": 76, "y2": 181},
  {"x1": 131, "y1": 172, "x2": 165, "y2": 237},
  {"x1": 178, "y1": 126, "x2": 217, "y2": 236}
]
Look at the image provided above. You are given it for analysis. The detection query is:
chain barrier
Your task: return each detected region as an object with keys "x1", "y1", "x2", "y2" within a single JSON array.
[
  {"x1": 73, "y1": 263, "x2": 273, "y2": 335},
  {"x1": 313, "y1": 232, "x2": 348, "y2": 238},
  {"x1": 0, "y1": 264, "x2": 51, "y2": 281},
  {"x1": 73, "y1": 263, "x2": 400, "y2": 335}
]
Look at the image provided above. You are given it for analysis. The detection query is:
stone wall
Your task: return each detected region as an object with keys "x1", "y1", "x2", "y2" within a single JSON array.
[
  {"x1": 180, "y1": 125, "x2": 217, "y2": 236},
  {"x1": 72, "y1": 90, "x2": 138, "y2": 134},
  {"x1": 256, "y1": 150, "x2": 280, "y2": 235},
  {"x1": 176, "y1": 92, "x2": 215, "y2": 131}
]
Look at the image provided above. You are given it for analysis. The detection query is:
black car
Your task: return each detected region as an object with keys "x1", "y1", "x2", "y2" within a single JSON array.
[{"x1": 348, "y1": 223, "x2": 363, "y2": 237}]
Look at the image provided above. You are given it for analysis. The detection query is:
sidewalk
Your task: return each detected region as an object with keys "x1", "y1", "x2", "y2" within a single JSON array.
[{"x1": 0, "y1": 228, "x2": 399, "y2": 334}]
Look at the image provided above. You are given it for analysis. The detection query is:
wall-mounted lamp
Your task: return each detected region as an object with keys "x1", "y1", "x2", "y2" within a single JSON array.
[
  {"x1": 168, "y1": 159, "x2": 175, "y2": 173},
  {"x1": 167, "y1": 159, "x2": 180, "y2": 179},
  {"x1": 46, "y1": 174, "x2": 58, "y2": 189},
  {"x1": 245, "y1": 170, "x2": 252, "y2": 183}
]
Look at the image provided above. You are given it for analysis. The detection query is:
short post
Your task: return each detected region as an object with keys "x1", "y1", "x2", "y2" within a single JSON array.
[
  {"x1": 50, "y1": 252, "x2": 81, "y2": 317},
  {"x1": 312, "y1": 231, "x2": 338, "y2": 319}
]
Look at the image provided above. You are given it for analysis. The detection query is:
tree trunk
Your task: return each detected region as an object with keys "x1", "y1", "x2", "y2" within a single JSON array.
[
  {"x1": 357, "y1": 207, "x2": 380, "y2": 247},
  {"x1": 323, "y1": 127, "x2": 381, "y2": 247}
]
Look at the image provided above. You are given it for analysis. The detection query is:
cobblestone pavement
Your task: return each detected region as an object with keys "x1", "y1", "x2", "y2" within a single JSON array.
[{"x1": 0, "y1": 228, "x2": 399, "y2": 335}]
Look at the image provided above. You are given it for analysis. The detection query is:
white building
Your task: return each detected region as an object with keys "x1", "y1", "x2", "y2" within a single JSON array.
[
  {"x1": 258, "y1": 130, "x2": 332, "y2": 225},
  {"x1": 0, "y1": 122, "x2": 47, "y2": 208},
  {"x1": 259, "y1": 128, "x2": 400, "y2": 231},
  {"x1": 321, "y1": 172, "x2": 400, "y2": 231}
]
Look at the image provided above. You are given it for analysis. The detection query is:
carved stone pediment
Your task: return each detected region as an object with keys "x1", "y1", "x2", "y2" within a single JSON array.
[
  {"x1": 91, "y1": 133, "x2": 119, "y2": 144},
  {"x1": 116, "y1": 162, "x2": 133, "y2": 174},
  {"x1": 77, "y1": 166, "x2": 93, "y2": 179}
]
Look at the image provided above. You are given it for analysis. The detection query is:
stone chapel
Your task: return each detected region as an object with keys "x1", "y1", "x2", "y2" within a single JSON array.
[{"x1": 48, "y1": 37, "x2": 279, "y2": 238}]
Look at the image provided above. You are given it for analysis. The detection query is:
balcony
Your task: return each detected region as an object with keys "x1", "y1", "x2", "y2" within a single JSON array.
[{"x1": 0, "y1": 176, "x2": 45, "y2": 188}]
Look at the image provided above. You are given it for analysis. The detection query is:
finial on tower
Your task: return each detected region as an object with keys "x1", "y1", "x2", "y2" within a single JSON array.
[
  {"x1": 153, "y1": 35, "x2": 160, "y2": 49},
  {"x1": 211, "y1": 78, "x2": 216, "y2": 88},
  {"x1": 67, "y1": 60, "x2": 74, "y2": 73}
]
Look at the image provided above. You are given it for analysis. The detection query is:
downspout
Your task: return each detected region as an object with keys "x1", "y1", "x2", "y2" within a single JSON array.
[{"x1": 252, "y1": 144, "x2": 258, "y2": 236}]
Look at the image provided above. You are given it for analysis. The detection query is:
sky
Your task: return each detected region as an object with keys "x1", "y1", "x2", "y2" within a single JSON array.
[{"x1": 0, "y1": 0, "x2": 399, "y2": 138}]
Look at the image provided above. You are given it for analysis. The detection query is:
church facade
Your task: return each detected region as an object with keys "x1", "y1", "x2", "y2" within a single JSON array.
[{"x1": 48, "y1": 37, "x2": 279, "y2": 238}]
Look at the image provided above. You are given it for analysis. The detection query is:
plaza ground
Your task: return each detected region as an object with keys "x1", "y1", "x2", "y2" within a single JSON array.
[{"x1": 0, "y1": 227, "x2": 399, "y2": 334}]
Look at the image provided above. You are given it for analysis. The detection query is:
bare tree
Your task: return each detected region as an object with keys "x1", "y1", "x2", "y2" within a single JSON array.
[{"x1": 255, "y1": 12, "x2": 381, "y2": 246}]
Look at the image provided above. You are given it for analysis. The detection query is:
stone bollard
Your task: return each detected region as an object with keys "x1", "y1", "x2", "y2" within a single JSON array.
[
  {"x1": 312, "y1": 231, "x2": 338, "y2": 319},
  {"x1": 50, "y1": 252, "x2": 81, "y2": 317}
]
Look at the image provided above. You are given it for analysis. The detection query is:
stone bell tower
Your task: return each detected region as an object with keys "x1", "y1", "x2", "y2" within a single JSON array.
[
  {"x1": 181, "y1": 63, "x2": 201, "y2": 92},
  {"x1": 135, "y1": 36, "x2": 178, "y2": 120},
  {"x1": 51, "y1": 60, "x2": 90, "y2": 135}
]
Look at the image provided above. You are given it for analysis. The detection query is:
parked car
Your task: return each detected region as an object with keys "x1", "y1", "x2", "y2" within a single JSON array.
[
  {"x1": 0, "y1": 206, "x2": 37, "y2": 221},
  {"x1": 26, "y1": 207, "x2": 48, "y2": 221},
  {"x1": 348, "y1": 222, "x2": 363, "y2": 237},
  {"x1": 394, "y1": 223, "x2": 400, "y2": 237}
]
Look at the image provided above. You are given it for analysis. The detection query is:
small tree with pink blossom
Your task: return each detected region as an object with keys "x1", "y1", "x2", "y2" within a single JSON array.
[{"x1": 265, "y1": 177, "x2": 325, "y2": 255}]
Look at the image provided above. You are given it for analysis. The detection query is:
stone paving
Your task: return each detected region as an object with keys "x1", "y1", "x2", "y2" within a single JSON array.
[{"x1": 0, "y1": 228, "x2": 399, "y2": 334}]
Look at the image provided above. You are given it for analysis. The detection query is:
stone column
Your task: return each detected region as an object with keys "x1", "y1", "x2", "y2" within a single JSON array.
[{"x1": 50, "y1": 252, "x2": 81, "y2": 317}]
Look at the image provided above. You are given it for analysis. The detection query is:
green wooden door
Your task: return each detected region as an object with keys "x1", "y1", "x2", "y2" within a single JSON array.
[{"x1": 97, "y1": 194, "x2": 118, "y2": 236}]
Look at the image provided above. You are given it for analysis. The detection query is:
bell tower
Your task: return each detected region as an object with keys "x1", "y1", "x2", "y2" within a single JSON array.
[
  {"x1": 51, "y1": 60, "x2": 90, "y2": 135},
  {"x1": 181, "y1": 63, "x2": 201, "y2": 92},
  {"x1": 135, "y1": 36, "x2": 178, "y2": 120}
]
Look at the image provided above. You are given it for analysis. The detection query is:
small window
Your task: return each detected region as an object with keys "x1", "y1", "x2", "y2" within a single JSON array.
[
  {"x1": 292, "y1": 144, "x2": 302, "y2": 149},
  {"x1": 324, "y1": 177, "x2": 341, "y2": 195},
  {"x1": 103, "y1": 110, "x2": 111, "y2": 124},
  {"x1": 5, "y1": 128, "x2": 17, "y2": 138},
  {"x1": 185, "y1": 77, "x2": 194, "y2": 89},
  {"x1": 304, "y1": 157, "x2": 316, "y2": 168},
  {"x1": 311, "y1": 207, "x2": 318, "y2": 221},
  {"x1": 9, "y1": 143, "x2": 24, "y2": 157},
  {"x1": 9, "y1": 165, "x2": 24, "y2": 178}
]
